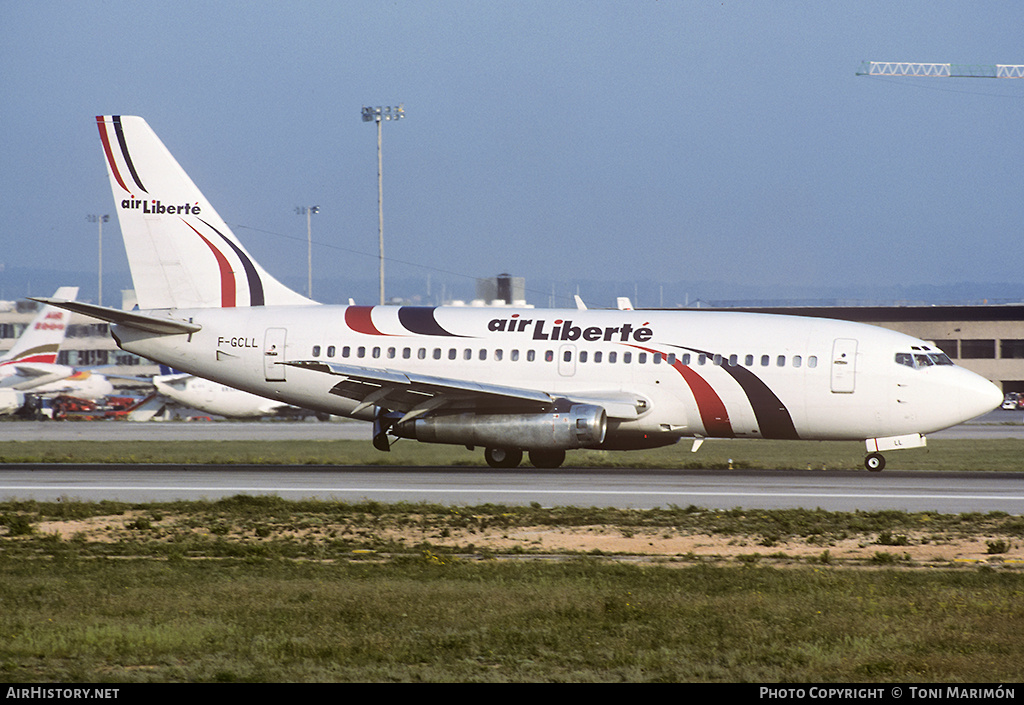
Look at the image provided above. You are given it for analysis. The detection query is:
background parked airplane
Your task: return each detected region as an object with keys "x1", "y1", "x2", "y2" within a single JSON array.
[
  {"x1": 0, "y1": 286, "x2": 79, "y2": 410},
  {"x1": 146, "y1": 366, "x2": 316, "y2": 419}
]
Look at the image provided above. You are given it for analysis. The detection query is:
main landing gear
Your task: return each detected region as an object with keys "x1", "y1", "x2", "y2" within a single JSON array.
[{"x1": 483, "y1": 447, "x2": 566, "y2": 469}]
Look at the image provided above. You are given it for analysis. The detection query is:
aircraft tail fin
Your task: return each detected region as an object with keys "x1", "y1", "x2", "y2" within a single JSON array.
[
  {"x1": 1, "y1": 286, "x2": 78, "y2": 366},
  {"x1": 95, "y1": 115, "x2": 315, "y2": 310}
]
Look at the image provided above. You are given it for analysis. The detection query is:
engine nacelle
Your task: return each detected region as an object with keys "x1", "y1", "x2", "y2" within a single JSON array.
[{"x1": 393, "y1": 404, "x2": 607, "y2": 450}]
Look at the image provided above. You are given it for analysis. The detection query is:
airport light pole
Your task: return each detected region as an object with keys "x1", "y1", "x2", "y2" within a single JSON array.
[
  {"x1": 362, "y1": 104, "x2": 404, "y2": 305},
  {"x1": 295, "y1": 206, "x2": 319, "y2": 298},
  {"x1": 87, "y1": 214, "x2": 109, "y2": 305}
]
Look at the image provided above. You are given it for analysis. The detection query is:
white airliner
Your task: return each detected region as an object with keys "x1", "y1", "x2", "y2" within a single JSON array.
[
  {"x1": 36, "y1": 116, "x2": 1002, "y2": 470},
  {"x1": 30, "y1": 369, "x2": 115, "y2": 401},
  {"x1": 151, "y1": 366, "x2": 302, "y2": 419},
  {"x1": 0, "y1": 286, "x2": 79, "y2": 393}
]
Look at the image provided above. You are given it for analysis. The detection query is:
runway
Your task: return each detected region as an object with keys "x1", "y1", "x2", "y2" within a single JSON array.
[
  {"x1": 0, "y1": 465, "x2": 1021, "y2": 513},
  {"x1": 0, "y1": 410, "x2": 1020, "y2": 512}
]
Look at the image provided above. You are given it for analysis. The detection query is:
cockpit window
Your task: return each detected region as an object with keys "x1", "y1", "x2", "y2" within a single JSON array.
[{"x1": 896, "y1": 352, "x2": 954, "y2": 369}]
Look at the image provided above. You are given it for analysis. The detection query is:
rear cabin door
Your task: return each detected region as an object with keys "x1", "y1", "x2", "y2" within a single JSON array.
[
  {"x1": 264, "y1": 328, "x2": 287, "y2": 382},
  {"x1": 830, "y1": 338, "x2": 857, "y2": 393}
]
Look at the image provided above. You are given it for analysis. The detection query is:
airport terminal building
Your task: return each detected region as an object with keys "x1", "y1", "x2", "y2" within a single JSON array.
[{"x1": 729, "y1": 304, "x2": 1024, "y2": 395}]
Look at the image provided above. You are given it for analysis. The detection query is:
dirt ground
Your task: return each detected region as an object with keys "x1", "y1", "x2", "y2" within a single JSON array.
[{"x1": 31, "y1": 513, "x2": 1024, "y2": 567}]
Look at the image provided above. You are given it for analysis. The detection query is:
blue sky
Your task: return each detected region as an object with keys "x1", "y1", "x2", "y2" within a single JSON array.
[{"x1": 3, "y1": 1, "x2": 1023, "y2": 307}]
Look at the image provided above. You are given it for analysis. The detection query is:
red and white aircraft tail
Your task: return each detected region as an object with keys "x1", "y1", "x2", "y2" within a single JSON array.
[
  {"x1": 95, "y1": 116, "x2": 314, "y2": 310},
  {"x1": 0, "y1": 286, "x2": 78, "y2": 391}
]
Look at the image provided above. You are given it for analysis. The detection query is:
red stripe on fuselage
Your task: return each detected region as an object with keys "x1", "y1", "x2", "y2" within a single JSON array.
[
  {"x1": 633, "y1": 346, "x2": 734, "y2": 438},
  {"x1": 345, "y1": 306, "x2": 388, "y2": 335},
  {"x1": 670, "y1": 359, "x2": 734, "y2": 437}
]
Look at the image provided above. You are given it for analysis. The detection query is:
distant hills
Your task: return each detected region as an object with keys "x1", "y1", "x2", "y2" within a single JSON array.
[{"x1": 3, "y1": 265, "x2": 1022, "y2": 310}]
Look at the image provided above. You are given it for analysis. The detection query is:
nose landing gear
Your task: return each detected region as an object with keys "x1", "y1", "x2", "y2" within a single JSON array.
[{"x1": 865, "y1": 452, "x2": 886, "y2": 472}]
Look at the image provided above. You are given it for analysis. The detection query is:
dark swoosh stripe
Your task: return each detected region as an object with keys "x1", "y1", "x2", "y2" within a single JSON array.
[
  {"x1": 673, "y1": 345, "x2": 800, "y2": 440},
  {"x1": 718, "y1": 364, "x2": 800, "y2": 440},
  {"x1": 199, "y1": 219, "x2": 264, "y2": 306},
  {"x1": 398, "y1": 307, "x2": 457, "y2": 336}
]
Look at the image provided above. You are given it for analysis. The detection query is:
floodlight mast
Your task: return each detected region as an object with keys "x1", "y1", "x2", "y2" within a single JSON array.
[
  {"x1": 362, "y1": 104, "x2": 405, "y2": 305},
  {"x1": 295, "y1": 206, "x2": 319, "y2": 298},
  {"x1": 87, "y1": 214, "x2": 109, "y2": 305}
]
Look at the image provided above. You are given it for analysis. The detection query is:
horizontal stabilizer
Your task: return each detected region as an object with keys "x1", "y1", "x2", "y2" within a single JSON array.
[{"x1": 28, "y1": 298, "x2": 201, "y2": 336}]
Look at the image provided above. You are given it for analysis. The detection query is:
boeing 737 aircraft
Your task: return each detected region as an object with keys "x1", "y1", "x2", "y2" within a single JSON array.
[{"x1": 36, "y1": 116, "x2": 1002, "y2": 470}]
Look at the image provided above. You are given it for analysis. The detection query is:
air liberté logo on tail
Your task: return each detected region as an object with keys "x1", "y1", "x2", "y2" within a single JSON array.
[
  {"x1": 120, "y1": 197, "x2": 201, "y2": 215},
  {"x1": 488, "y1": 313, "x2": 653, "y2": 342}
]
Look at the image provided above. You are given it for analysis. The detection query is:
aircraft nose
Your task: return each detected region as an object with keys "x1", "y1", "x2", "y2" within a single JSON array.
[{"x1": 956, "y1": 370, "x2": 1003, "y2": 422}]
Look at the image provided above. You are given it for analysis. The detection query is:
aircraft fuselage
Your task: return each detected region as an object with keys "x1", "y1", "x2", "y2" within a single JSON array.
[{"x1": 111, "y1": 304, "x2": 1000, "y2": 450}]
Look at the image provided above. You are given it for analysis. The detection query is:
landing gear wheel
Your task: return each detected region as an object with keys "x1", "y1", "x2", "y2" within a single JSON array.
[
  {"x1": 484, "y1": 447, "x2": 522, "y2": 469},
  {"x1": 865, "y1": 452, "x2": 886, "y2": 472},
  {"x1": 528, "y1": 449, "x2": 566, "y2": 469}
]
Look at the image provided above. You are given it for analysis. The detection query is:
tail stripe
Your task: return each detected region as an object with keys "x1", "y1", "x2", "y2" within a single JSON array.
[
  {"x1": 184, "y1": 222, "x2": 236, "y2": 307},
  {"x1": 201, "y1": 219, "x2": 265, "y2": 306},
  {"x1": 112, "y1": 116, "x2": 148, "y2": 194},
  {"x1": 96, "y1": 116, "x2": 130, "y2": 194}
]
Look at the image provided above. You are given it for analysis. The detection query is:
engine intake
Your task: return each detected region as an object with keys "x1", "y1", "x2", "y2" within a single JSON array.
[{"x1": 393, "y1": 403, "x2": 607, "y2": 450}]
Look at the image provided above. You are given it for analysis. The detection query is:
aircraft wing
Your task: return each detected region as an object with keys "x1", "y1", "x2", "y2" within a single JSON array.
[{"x1": 284, "y1": 361, "x2": 647, "y2": 421}]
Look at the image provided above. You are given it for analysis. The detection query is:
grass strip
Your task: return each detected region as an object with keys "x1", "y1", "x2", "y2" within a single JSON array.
[{"x1": 0, "y1": 438, "x2": 1021, "y2": 470}]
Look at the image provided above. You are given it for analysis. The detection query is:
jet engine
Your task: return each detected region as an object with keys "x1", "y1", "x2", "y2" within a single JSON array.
[{"x1": 392, "y1": 403, "x2": 607, "y2": 450}]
